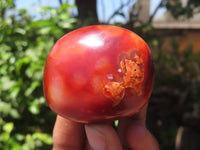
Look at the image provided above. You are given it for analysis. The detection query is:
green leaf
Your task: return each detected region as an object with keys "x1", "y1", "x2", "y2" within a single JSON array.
[
  {"x1": 38, "y1": 27, "x2": 51, "y2": 35},
  {"x1": 0, "y1": 51, "x2": 12, "y2": 61},
  {"x1": 28, "y1": 102, "x2": 40, "y2": 115},
  {"x1": 21, "y1": 134, "x2": 35, "y2": 150},
  {"x1": 58, "y1": 13, "x2": 70, "y2": 21},
  {"x1": 114, "y1": 120, "x2": 119, "y2": 127},
  {"x1": 0, "y1": 101, "x2": 11, "y2": 115},
  {"x1": 0, "y1": 76, "x2": 15, "y2": 91},
  {"x1": 15, "y1": 133, "x2": 25, "y2": 141},
  {"x1": 58, "y1": 3, "x2": 75, "y2": 12},
  {"x1": 1, "y1": 132, "x2": 10, "y2": 142},
  {"x1": 33, "y1": 133, "x2": 53, "y2": 145},
  {"x1": 29, "y1": 20, "x2": 53, "y2": 28},
  {"x1": 152, "y1": 39, "x2": 159, "y2": 46},
  {"x1": 10, "y1": 86, "x2": 20, "y2": 99},
  {"x1": 16, "y1": 57, "x2": 30, "y2": 74},
  {"x1": 10, "y1": 109, "x2": 20, "y2": 119},
  {"x1": 25, "y1": 81, "x2": 40, "y2": 96},
  {"x1": 3, "y1": 122, "x2": 14, "y2": 133},
  {"x1": 15, "y1": 28, "x2": 26, "y2": 35},
  {"x1": 10, "y1": 141, "x2": 21, "y2": 150}
]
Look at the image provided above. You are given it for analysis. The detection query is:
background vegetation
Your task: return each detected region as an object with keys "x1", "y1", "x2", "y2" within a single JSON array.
[{"x1": 0, "y1": 0, "x2": 200, "y2": 149}]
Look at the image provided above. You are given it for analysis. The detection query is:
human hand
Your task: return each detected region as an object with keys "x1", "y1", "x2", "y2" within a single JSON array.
[{"x1": 52, "y1": 104, "x2": 159, "y2": 150}]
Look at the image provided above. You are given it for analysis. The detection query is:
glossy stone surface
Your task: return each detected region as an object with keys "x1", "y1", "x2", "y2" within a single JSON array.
[{"x1": 43, "y1": 25, "x2": 154, "y2": 123}]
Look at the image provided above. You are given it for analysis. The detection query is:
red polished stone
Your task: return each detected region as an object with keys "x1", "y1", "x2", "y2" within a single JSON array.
[{"x1": 43, "y1": 25, "x2": 154, "y2": 123}]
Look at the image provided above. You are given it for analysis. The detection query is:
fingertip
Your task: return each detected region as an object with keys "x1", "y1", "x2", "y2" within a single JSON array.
[
  {"x1": 85, "y1": 124, "x2": 106, "y2": 150},
  {"x1": 85, "y1": 123, "x2": 123, "y2": 150},
  {"x1": 126, "y1": 122, "x2": 159, "y2": 150},
  {"x1": 53, "y1": 115, "x2": 85, "y2": 150}
]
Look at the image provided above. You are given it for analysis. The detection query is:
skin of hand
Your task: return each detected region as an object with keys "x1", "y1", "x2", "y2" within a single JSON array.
[{"x1": 52, "y1": 104, "x2": 159, "y2": 150}]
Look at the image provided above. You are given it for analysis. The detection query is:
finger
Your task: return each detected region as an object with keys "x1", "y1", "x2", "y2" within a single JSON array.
[
  {"x1": 117, "y1": 104, "x2": 148, "y2": 146},
  {"x1": 131, "y1": 103, "x2": 148, "y2": 125},
  {"x1": 126, "y1": 122, "x2": 159, "y2": 150},
  {"x1": 118, "y1": 104, "x2": 159, "y2": 150},
  {"x1": 53, "y1": 115, "x2": 85, "y2": 150},
  {"x1": 85, "y1": 123, "x2": 123, "y2": 150}
]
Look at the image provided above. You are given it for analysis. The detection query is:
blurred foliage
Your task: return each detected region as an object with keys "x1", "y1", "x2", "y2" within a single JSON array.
[
  {"x1": 0, "y1": 0, "x2": 78, "y2": 149},
  {"x1": 1, "y1": 0, "x2": 200, "y2": 150},
  {"x1": 154, "y1": 40, "x2": 200, "y2": 102},
  {"x1": 149, "y1": 38, "x2": 200, "y2": 149},
  {"x1": 166, "y1": 0, "x2": 200, "y2": 18}
]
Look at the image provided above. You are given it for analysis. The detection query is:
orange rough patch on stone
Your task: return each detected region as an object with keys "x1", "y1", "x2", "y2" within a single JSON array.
[
  {"x1": 103, "y1": 55, "x2": 144, "y2": 106},
  {"x1": 121, "y1": 57, "x2": 144, "y2": 88},
  {"x1": 103, "y1": 82, "x2": 125, "y2": 106}
]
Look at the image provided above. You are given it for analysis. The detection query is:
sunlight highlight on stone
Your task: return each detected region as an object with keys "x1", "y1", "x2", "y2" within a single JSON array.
[{"x1": 78, "y1": 34, "x2": 104, "y2": 47}]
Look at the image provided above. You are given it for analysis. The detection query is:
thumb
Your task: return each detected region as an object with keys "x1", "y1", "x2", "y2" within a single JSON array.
[{"x1": 85, "y1": 123, "x2": 123, "y2": 150}]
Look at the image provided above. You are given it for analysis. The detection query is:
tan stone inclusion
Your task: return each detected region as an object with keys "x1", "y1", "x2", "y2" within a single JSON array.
[{"x1": 103, "y1": 55, "x2": 144, "y2": 106}]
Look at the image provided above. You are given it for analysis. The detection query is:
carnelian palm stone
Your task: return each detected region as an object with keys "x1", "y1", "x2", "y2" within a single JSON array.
[{"x1": 43, "y1": 25, "x2": 154, "y2": 123}]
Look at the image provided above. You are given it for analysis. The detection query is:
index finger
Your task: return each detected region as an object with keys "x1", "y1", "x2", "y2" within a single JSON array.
[{"x1": 53, "y1": 115, "x2": 85, "y2": 150}]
